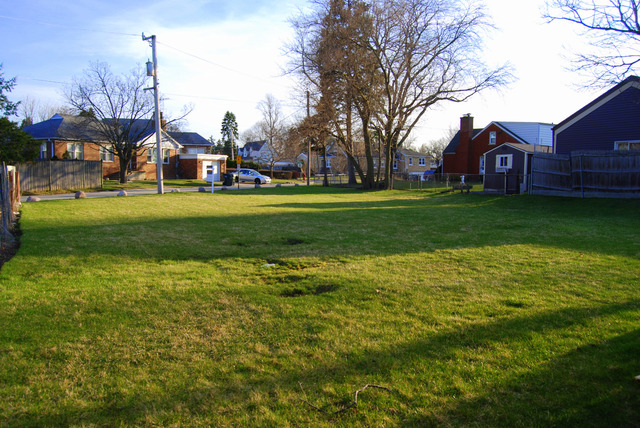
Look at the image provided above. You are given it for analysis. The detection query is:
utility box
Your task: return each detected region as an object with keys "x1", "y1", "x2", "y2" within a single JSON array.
[{"x1": 223, "y1": 173, "x2": 234, "y2": 186}]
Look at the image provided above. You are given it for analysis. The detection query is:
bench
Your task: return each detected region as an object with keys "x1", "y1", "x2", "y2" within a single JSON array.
[{"x1": 453, "y1": 184, "x2": 472, "y2": 193}]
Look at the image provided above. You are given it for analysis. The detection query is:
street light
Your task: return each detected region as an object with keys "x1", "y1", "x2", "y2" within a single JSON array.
[{"x1": 142, "y1": 33, "x2": 164, "y2": 195}]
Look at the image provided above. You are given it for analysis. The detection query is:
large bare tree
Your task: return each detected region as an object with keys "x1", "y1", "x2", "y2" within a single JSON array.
[
  {"x1": 419, "y1": 127, "x2": 458, "y2": 169},
  {"x1": 257, "y1": 94, "x2": 290, "y2": 175},
  {"x1": 289, "y1": 0, "x2": 510, "y2": 189},
  {"x1": 65, "y1": 61, "x2": 190, "y2": 183},
  {"x1": 546, "y1": 0, "x2": 640, "y2": 86}
]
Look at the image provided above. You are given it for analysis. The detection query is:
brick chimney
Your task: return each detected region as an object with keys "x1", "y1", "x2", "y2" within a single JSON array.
[
  {"x1": 160, "y1": 112, "x2": 167, "y2": 131},
  {"x1": 459, "y1": 114, "x2": 474, "y2": 173}
]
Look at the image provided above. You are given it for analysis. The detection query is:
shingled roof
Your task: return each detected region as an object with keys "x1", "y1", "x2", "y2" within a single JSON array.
[
  {"x1": 442, "y1": 128, "x2": 482, "y2": 154},
  {"x1": 23, "y1": 114, "x2": 107, "y2": 142},
  {"x1": 168, "y1": 132, "x2": 212, "y2": 147}
]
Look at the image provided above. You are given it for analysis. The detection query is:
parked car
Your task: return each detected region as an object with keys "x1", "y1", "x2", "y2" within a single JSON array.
[{"x1": 234, "y1": 168, "x2": 271, "y2": 184}]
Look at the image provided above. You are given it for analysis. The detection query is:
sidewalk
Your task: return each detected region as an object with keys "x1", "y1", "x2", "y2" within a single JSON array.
[{"x1": 20, "y1": 182, "x2": 293, "y2": 202}]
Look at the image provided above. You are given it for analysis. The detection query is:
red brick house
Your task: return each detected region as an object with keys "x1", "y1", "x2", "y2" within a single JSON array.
[
  {"x1": 442, "y1": 114, "x2": 553, "y2": 176},
  {"x1": 24, "y1": 114, "x2": 225, "y2": 181}
]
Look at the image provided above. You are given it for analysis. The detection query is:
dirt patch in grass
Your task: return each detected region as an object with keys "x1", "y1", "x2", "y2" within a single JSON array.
[{"x1": 280, "y1": 283, "x2": 339, "y2": 297}]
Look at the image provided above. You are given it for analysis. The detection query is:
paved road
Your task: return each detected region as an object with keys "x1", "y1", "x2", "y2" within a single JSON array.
[{"x1": 20, "y1": 182, "x2": 295, "y2": 202}]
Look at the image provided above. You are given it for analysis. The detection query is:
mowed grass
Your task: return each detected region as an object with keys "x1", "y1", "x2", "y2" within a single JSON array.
[{"x1": 1, "y1": 187, "x2": 639, "y2": 426}]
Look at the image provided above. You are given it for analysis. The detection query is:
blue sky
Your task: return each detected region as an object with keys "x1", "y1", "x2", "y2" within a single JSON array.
[{"x1": 1, "y1": 0, "x2": 605, "y2": 145}]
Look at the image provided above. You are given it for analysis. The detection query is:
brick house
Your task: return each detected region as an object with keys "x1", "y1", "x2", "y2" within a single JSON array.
[
  {"x1": 443, "y1": 114, "x2": 553, "y2": 176},
  {"x1": 24, "y1": 114, "x2": 225, "y2": 181}
]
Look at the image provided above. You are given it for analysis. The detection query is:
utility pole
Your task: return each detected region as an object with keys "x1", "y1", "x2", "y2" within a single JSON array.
[
  {"x1": 306, "y1": 91, "x2": 311, "y2": 186},
  {"x1": 142, "y1": 33, "x2": 164, "y2": 195}
]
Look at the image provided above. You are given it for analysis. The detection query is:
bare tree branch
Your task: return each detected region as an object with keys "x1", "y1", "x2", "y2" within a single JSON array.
[
  {"x1": 545, "y1": 0, "x2": 640, "y2": 86},
  {"x1": 298, "y1": 383, "x2": 392, "y2": 415}
]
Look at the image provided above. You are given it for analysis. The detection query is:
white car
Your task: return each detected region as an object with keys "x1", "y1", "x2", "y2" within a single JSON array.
[{"x1": 235, "y1": 168, "x2": 271, "y2": 184}]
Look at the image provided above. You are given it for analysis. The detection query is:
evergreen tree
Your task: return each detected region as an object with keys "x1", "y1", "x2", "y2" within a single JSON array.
[
  {"x1": 220, "y1": 111, "x2": 239, "y2": 158},
  {"x1": 0, "y1": 64, "x2": 19, "y2": 117},
  {"x1": 0, "y1": 65, "x2": 38, "y2": 164}
]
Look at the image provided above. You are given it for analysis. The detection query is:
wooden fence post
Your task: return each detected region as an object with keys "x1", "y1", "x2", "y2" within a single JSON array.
[{"x1": 1, "y1": 162, "x2": 14, "y2": 245}]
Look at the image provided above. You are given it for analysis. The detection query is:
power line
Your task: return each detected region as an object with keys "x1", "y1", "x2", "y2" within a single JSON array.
[
  {"x1": 163, "y1": 91, "x2": 300, "y2": 108},
  {"x1": 158, "y1": 41, "x2": 292, "y2": 89},
  {"x1": 0, "y1": 14, "x2": 140, "y2": 37}
]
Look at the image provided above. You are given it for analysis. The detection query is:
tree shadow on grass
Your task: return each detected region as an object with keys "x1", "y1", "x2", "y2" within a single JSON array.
[
  {"x1": 9, "y1": 299, "x2": 639, "y2": 426},
  {"x1": 273, "y1": 299, "x2": 640, "y2": 426},
  {"x1": 16, "y1": 193, "x2": 640, "y2": 263}
]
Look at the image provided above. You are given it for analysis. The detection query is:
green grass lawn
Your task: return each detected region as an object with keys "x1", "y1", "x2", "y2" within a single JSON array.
[
  {"x1": 1, "y1": 187, "x2": 639, "y2": 426},
  {"x1": 102, "y1": 177, "x2": 303, "y2": 192}
]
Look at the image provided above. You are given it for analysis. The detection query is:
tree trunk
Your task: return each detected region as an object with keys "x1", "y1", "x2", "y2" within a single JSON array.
[
  {"x1": 323, "y1": 146, "x2": 329, "y2": 187},
  {"x1": 384, "y1": 146, "x2": 392, "y2": 190},
  {"x1": 346, "y1": 99, "x2": 357, "y2": 185},
  {"x1": 119, "y1": 155, "x2": 130, "y2": 184}
]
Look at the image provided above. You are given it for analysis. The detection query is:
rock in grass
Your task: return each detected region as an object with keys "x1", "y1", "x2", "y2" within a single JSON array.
[
  {"x1": 171, "y1": 188, "x2": 180, "y2": 193},
  {"x1": 26, "y1": 196, "x2": 41, "y2": 202},
  {"x1": 75, "y1": 191, "x2": 86, "y2": 199},
  {"x1": 198, "y1": 187, "x2": 206, "y2": 192},
  {"x1": 117, "y1": 190, "x2": 127, "y2": 197}
]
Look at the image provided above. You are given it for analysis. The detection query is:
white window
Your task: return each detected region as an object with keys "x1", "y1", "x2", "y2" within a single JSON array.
[
  {"x1": 419, "y1": 157, "x2": 426, "y2": 166},
  {"x1": 100, "y1": 145, "x2": 114, "y2": 162},
  {"x1": 489, "y1": 131, "x2": 497, "y2": 145},
  {"x1": 147, "y1": 148, "x2": 169, "y2": 164},
  {"x1": 479, "y1": 156, "x2": 485, "y2": 175},
  {"x1": 393, "y1": 160, "x2": 398, "y2": 170},
  {"x1": 408, "y1": 157, "x2": 413, "y2": 166},
  {"x1": 326, "y1": 157, "x2": 331, "y2": 168},
  {"x1": 614, "y1": 141, "x2": 640, "y2": 150},
  {"x1": 187, "y1": 147, "x2": 205, "y2": 154},
  {"x1": 496, "y1": 154, "x2": 513, "y2": 171},
  {"x1": 39, "y1": 143, "x2": 47, "y2": 159},
  {"x1": 67, "y1": 143, "x2": 83, "y2": 160}
]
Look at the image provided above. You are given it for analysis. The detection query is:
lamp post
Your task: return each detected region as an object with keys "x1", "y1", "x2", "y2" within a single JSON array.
[{"x1": 142, "y1": 33, "x2": 164, "y2": 195}]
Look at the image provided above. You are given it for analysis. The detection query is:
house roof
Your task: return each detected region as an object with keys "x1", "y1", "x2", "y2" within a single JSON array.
[
  {"x1": 23, "y1": 114, "x2": 106, "y2": 142},
  {"x1": 484, "y1": 143, "x2": 552, "y2": 156},
  {"x1": 443, "y1": 129, "x2": 482, "y2": 154},
  {"x1": 553, "y1": 75, "x2": 640, "y2": 133},
  {"x1": 397, "y1": 148, "x2": 428, "y2": 157},
  {"x1": 168, "y1": 132, "x2": 212, "y2": 147},
  {"x1": 477, "y1": 122, "x2": 554, "y2": 146},
  {"x1": 24, "y1": 114, "x2": 182, "y2": 148},
  {"x1": 443, "y1": 121, "x2": 553, "y2": 155},
  {"x1": 243, "y1": 140, "x2": 267, "y2": 151}
]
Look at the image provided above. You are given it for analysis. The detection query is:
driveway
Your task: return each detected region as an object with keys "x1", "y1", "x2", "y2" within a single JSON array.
[{"x1": 20, "y1": 182, "x2": 297, "y2": 202}]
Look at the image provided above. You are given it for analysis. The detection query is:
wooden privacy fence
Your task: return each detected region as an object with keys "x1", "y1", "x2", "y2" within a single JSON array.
[
  {"x1": 18, "y1": 160, "x2": 103, "y2": 193},
  {"x1": 531, "y1": 151, "x2": 640, "y2": 198}
]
